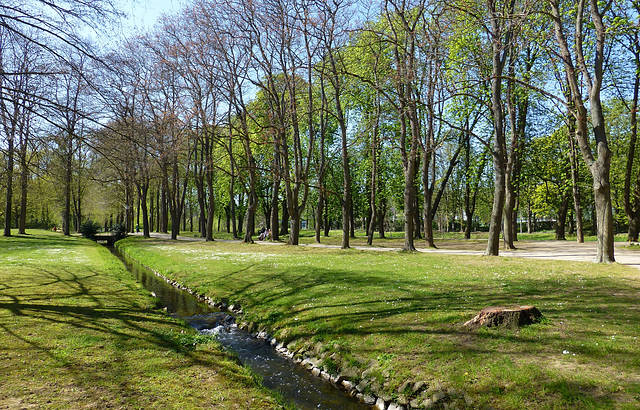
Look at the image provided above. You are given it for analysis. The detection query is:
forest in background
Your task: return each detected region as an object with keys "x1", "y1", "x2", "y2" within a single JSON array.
[{"x1": 2, "y1": 0, "x2": 640, "y2": 261}]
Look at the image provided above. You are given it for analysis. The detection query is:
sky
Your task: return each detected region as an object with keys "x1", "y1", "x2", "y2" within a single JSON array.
[{"x1": 122, "y1": 0, "x2": 185, "y2": 32}]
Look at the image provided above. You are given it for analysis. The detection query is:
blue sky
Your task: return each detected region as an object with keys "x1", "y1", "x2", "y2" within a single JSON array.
[{"x1": 124, "y1": 0, "x2": 185, "y2": 31}]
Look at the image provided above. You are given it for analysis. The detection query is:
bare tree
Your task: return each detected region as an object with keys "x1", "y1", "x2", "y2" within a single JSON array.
[
  {"x1": 239, "y1": 0, "x2": 318, "y2": 245},
  {"x1": 141, "y1": 30, "x2": 194, "y2": 240},
  {"x1": 50, "y1": 53, "x2": 90, "y2": 236},
  {"x1": 0, "y1": 30, "x2": 38, "y2": 236}
]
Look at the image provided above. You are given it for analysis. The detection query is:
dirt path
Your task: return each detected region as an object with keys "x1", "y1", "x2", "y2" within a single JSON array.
[{"x1": 134, "y1": 233, "x2": 640, "y2": 270}]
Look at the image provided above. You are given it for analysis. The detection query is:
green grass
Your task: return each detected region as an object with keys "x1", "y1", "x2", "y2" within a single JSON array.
[
  {"x1": 0, "y1": 230, "x2": 283, "y2": 409},
  {"x1": 195, "y1": 228, "x2": 627, "y2": 248},
  {"x1": 118, "y1": 235, "x2": 640, "y2": 409}
]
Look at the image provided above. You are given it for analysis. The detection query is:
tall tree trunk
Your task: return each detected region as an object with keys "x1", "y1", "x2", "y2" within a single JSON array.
[
  {"x1": 139, "y1": 183, "x2": 150, "y2": 238},
  {"x1": 324, "y1": 199, "x2": 330, "y2": 237},
  {"x1": 244, "y1": 168, "x2": 258, "y2": 244},
  {"x1": 63, "y1": 137, "x2": 73, "y2": 236},
  {"x1": 484, "y1": 0, "x2": 509, "y2": 256},
  {"x1": 205, "y1": 165, "x2": 215, "y2": 241},
  {"x1": 550, "y1": 0, "x2": 614, "y2": 262},
  {"x1": 401, "y1": 104, "x2": 419, "y2": 252},
  {"x1": 414, "y1": 194, "x2": 422, "y2": 240},
  {"x1": 161, "y1": 179, "x2": 168, "y2": 233},
  {"x1": 315, "y1": 191, "x2": 324, "y2": 244},
  {"x1": 171, "y1": 208, "x2": 180, "y2": 240},
  {"x1": 3, "y1": 133, "x2": 14, "y2": 237},
  {"x1": 150, "y1": 187, "x2": 155, "y2": 233},
  {"x1": 377, "y1": 203, "x2": 386, "y2": 239},
  {"x1": 225, "y1": 205, "x2": 230, "y2": 233},
  {"x1": 555, "y1": 189, "x2": 570, "y2": 240},
  {"x1": 315, "y1": 75, "x2": 329, "y2": 244},
  {"x1": 236, "y1": 192, "x2": 244, "y2": 236},
  {"x1": 18, "y1": 148, "x2": 27, "y2": 234},
  {"x1": 196, "y1": 171, "x2": 207, "y2": 238},
  {"x1": 281, "y1": 198, "x2": 289, "y2": 236},
  {"x1": 338, "y1": 93, "x2": 351, "y2": 249},
  {"x1": 423, "y1": 149, "x2": 435, "y2": 247},
  {"x1": 350, "y1": 195, "x2": 356, "y2": 239},
  {"x1": 243, "y1": 139, "x2": 258, "y2": 244},
  {"x1": 567, "y1": 116, "x2": 585, "y2": 243},
  {"x1": 367, "y1": 110, "x2": 379, "y2": 246},
  {"x1": 229, "y1": 170, "x2": 238, "y2": 240},
  {"x1": 463, "y1": 134, "x2": 484, "y2": 240},
  {"x1": 503, "y1": 48, "x2": 530, "y2": 249},
  {"x1": 625, "y1": 40, "x2": 640, "y2": 242},
  {"x1": 137, "y1": 193, "x2": 141, "y2": 232},
  {"x1": 270, "y1": 177, "x2": 280, "y2": 241}
]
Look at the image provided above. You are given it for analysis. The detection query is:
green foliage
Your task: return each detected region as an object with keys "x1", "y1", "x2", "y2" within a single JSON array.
[
  {"x1": 160, "y1": 329, "x2": 216, "y2": 353},
  {"x1": 112, "y1": 222, "x2": 127, "y2": 240},
  {"x1": 79, "y1": 219, "x2": 101, "y2": 238}
]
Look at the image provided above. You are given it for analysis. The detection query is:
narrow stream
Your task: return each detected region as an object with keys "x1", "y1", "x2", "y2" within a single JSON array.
[{"x1": 112, "y1": 247, "x2": 372, "y2": 410}]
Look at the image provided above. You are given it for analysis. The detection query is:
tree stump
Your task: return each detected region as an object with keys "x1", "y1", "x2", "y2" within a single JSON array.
[{"x1": 463, "y1": 305, "x2": 543, "y2": 329}]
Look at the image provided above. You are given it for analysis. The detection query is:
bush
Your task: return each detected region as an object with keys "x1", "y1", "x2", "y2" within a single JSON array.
[
  {"x1": 80, "y1": 220, "x2": 101, "y2": 238},
  {"x1": 112, "y1": 222, "x2": 127, "y2": 240}
]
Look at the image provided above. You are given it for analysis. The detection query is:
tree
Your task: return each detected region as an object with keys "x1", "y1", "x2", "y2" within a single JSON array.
[
  {"x1": 51, "y1": 53, "x2": 91, "y2": 236},
  {"x1": 380, "y1": 0, "x2": 427, "y2": 252},
  {"x1": 609, "y1": 1, "x2": 640, "y2": 241},
  {"x1": 549, "y1": 0, "x2": 615, "y2": 262},
  {"x1": 318, "y1": 0, "x2": 355, "y2": 249}
]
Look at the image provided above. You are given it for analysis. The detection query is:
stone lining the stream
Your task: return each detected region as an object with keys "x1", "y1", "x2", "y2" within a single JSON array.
[
  {"x1": 122, "y1": 251, "x2": 474, "y2": 410},
  {"x1": 236, "y1": 321, "x2": 476, "y2": 410}
]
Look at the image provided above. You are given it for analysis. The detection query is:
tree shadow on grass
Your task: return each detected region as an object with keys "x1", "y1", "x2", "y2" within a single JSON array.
[
  {"x1": 0, "y1": 251, "x2": 263, "y2": 408},
  {"x1": 200, "y1": 261, "x2": 640, "y2": 378},
  {"x1": 120, "y1": 238, "x2": 640, "y2": 407}
]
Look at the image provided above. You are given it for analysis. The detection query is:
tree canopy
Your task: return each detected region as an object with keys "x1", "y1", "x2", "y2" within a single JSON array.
[{"x1": 2, "y1": 0, "x2": 639, "y2": 262}]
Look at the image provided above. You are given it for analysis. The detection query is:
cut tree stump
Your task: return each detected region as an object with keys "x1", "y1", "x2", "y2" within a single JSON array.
[{"x1": 463, "y1": 305, "x2": 543, "y2": 329}]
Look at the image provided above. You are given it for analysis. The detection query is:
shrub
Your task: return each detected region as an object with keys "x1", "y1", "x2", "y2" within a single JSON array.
[
  {"x1": 79, "y1": 220, "x2": 101, "y2": 238},
  {"x1": 112, "y1": 222, "x2": 127, "y2": 240}
]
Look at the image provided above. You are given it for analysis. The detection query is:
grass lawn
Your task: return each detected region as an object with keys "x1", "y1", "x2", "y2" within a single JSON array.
[
  {"x1": 0, "y1": 231, "x2": 284, "y2": 409},
  {"x1": 118, "y1": 235, "x2": 640, "y2": 409},
  {"x1": 189, "y1": 228, "x2": 629, "y2": 249}
]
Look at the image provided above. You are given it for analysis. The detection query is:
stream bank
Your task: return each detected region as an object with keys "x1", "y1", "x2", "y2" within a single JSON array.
[{"x1": 112, "y1": 245, "x2": 372, "y2": 410}]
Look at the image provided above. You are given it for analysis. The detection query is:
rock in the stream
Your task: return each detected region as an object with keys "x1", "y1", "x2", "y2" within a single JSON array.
[{"x1": 375, "y1": 397, "x2": 387, "y2": 410}]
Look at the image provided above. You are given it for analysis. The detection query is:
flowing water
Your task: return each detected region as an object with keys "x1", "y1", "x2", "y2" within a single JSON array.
[{"x1": 112, "y1": 248, "x2": 372, "y2": 410}]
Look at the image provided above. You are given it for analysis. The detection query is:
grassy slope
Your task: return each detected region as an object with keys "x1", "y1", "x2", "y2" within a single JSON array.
[
  {"x1": 119, "y1": 236, "x2": 640, "y2": 409},
  {"x1": 0, "y1": 231, "x2": 282, "y2": 409}
]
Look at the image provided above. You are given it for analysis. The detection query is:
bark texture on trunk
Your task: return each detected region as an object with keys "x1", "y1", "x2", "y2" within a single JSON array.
[
  {"x1": 18, "y1": 148, "x2": 28, "y2": 234},
  {"x1": 3, "y1": 134, "x2": 14, "y2": 237},
  {"x1": 555, "y1": 190, "x2": 570, "y2": 240},
  {"x1": 484, "y1": 0, "x2": 509, "y2": 256},
  {"x1": 625, "y1": 40, "x2": 640, "y2": 242},
  {"x1": 550, "y1": 0, "x2": 614, "y2": 262}
]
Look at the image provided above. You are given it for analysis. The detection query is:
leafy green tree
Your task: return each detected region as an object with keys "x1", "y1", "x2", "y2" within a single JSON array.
[{"x1": 549, "y1": 0, "x2": 616, "y2": 262}]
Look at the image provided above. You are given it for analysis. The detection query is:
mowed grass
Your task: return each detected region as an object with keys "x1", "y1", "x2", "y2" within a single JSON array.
[
  {"x1": 118, "y1": 236, "x2": 640, "y2": 409},
  {"x1": 188, "y1": 228, "x2": 628, "y2": 249},
  {"x1": 0, "y1": 231, "x2": 283, "y2": 409},
  {"x1": 293, "y1": 229, "x2": 629, "y2": 247}
]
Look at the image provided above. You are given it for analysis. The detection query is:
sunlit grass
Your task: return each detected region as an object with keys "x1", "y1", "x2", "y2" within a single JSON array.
[
  {"x1": 0, "y1": 230, "x2": 283, "y2": 409},
  {"x1": 119, "y1": 235, "x2": 640, "y2": 409}
]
